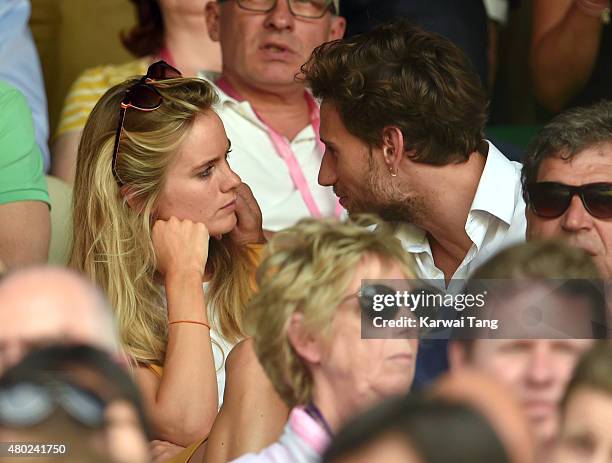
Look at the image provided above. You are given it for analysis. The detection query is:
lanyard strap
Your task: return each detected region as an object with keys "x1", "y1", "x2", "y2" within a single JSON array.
[
  {"x1": 305, "y1": 403, "x2": 334, "y2": 437},
  {"x1": 216, "y1": 77, "x2": 343, "y2": 219},
  {"x1": 158, "y1": 48, "x2": 174, "y2": 67}
]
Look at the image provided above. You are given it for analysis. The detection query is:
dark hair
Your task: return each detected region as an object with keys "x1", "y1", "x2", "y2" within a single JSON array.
[
  {"x1": 561, "y1": 342, "x2": 612, "y2": 411},
  {"x1": 121, "y1": 0, "x2": 165, "y2": 57},
  {"x1": 522, "y1": 100, "x2": 612, "y2": 206},
  {"x1": 470, "y1": 240, "x2": 602, "y2": 281},
  {"x1": 323, "y1": 395, "x2": 509, "y2": 463},
  {"x1": 0, "y1": 344, "x2": 151, "y2": 438},
  {"x1": 301, "y1": 20, "x2": 488, "y2": 165},
  {"x1": 458, "y1": 240, "x2": 608, "y2": 348}
]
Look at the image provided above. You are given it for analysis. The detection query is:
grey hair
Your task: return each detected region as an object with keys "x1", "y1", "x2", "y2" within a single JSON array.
[{"x1": 522, "y1": 100, "x2": 612, "y2": 205}]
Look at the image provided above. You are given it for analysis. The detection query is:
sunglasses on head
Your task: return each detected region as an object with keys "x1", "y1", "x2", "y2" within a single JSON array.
[
  {"x1": 527, "y1": 182, "x2": 612, "y2": 219},
  {"x1": 111, "y1": 60, "x2": 182, "y2": 186}
]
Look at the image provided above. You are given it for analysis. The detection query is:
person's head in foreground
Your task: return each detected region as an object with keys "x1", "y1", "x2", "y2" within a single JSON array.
[
  {"x1": 205, "y1": 0, "x2": 345, "y2": 92},
  {"x1": 0, "y1": 344, "x2": 149, "y2": 463},
  {"x1": 449, "y1": 240, "x2": 600, "y2": 460},
  {"x1": 70, "y1": 62, "x2": 257, "y2": 364},
  {"x1": 523, "y1": 100, "x2": 612, "y2": 279},
  {"x1": 432, "y1": 369, "x2": 536, "y2": 463},
  {"x1": 0, "y1": 266, "x2": 120, "y2": 375},
  {"x1": 244, "y1": 216, "x2": 418, "y2": 459},
  {"x1": 322, "y1": 395, "x2": 509, "y2": 463},
  {"x1": 553, "y1": 342, "x2": 612, "y2": 463},
  {"x1": 301, "y1": 20, "x2": 488, "y2": 221}
]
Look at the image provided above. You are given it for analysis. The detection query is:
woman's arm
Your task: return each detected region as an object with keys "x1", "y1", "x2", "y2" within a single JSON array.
[
  {"x1": 203, "y1": 339, "x2": 289, "y2": 463},
  {"x1": 530, "y1": 0, "x2": 608, "y2": 111},
  {"x1": 51, "y1": 131, "x2": 81, "y2": 184},
  {"x1": 134, "y1": 217, "x2": 218, "y2": 447}
]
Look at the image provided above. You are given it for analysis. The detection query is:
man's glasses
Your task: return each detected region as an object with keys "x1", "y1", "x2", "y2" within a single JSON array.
[
  {"x1": 527, "y1": 182, "x2": 612, "y2": 219},
  {"x1": 219, "y1": 0, "x2": 335, "y2": 19},
  {"x1": 111, "y1": 60, "x2": 181, "y2": 186}
]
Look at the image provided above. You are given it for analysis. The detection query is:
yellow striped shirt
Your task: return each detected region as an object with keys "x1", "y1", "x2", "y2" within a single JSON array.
[{"x1": 55, "y1": 58, "x2": 150, "y2": 137}]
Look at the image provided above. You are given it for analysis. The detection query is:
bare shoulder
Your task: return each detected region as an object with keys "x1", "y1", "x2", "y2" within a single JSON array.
[
  {"x1": 205, "y1": 338, "x2": 288, "y2": 462},
  {"x1": 226, "y1": 338, "x2": 257, "y2": 370}
]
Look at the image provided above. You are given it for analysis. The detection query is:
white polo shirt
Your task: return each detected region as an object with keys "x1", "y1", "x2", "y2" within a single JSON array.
[
  {"x1": 213, "y1": 85, "x2": 338, "y2": 231},
  {"x1": 394, "y1": 141, "x2": 526, "y2": 291}
]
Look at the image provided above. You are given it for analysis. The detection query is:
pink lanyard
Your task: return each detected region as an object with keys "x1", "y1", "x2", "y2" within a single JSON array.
[
  {"x1": 216, "y1": 77, "x2": 343, "y2": 218},
  {"x1": 158, "y1": 48, "x2": 175, "y2": 67}
]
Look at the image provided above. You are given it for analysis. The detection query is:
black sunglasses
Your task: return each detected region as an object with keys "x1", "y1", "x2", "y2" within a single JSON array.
[
  {"x1": 0, "y1": 379, "x2": 106, "y2": 429},
  {"x1": 527, "y1": 182, "x2": 612, "y2": 219},
  {"x1": 111, "y1": 60, "x2": 182, "y2": 186}
]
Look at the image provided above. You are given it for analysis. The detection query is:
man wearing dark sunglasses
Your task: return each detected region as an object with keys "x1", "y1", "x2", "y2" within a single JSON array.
[
  {"x1": 204, "y1": 0, "x2": 346, "y2": 231},
  {"x1": 522, "y1": 100, "x2": 612, "y2": 279}
]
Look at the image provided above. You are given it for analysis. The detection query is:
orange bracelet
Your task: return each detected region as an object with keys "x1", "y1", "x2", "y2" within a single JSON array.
[{"x1": 168, "y1": 320, "x2": 211, "y2": 330}]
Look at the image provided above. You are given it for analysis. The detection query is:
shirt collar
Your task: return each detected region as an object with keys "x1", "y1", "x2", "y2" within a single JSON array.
[
  {"x1": 393, "y1": 141, "x2": 519, "y2": 254},
  {"x1": 214, "y1": 82, "x2": 269, "y2": 131},
  {"x1": 392, "y1": 222, "x2": 429, "y2": 253},
  {"x1": 213, "y1": 80, "x2": 320, "y2": 141},
  {"x1": 469, "y1": 140, "x2": 521, "y2": 226}
]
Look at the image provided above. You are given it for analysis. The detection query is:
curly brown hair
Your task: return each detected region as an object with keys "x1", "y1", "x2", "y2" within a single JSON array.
[
  {"x1": 121, "y1": 0, "x2": 164, "y2": 58},
  {"x1": 301, "y1": 20, "x2": 488, "y2": 165}
]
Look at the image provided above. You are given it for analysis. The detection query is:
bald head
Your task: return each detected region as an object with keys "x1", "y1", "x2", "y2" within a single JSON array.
[{"x1": 0, "y1": 267, "x2": 119, "y2": 373}]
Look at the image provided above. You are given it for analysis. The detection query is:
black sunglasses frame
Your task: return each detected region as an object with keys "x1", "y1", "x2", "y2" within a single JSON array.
[
  {"x1": 527, "y1": 181, "x2": 612, "y2": 219},
  {"x1": 0, "y1": 379, "x2": 107, "y2": 429},
  {"x1": 111, "y1": 60, "x2": 181, "y2": 187}
]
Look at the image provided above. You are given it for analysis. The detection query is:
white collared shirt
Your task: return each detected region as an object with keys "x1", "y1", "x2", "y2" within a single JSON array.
[
  {"x1": 394, "y1": 141, "x2": 526, "y2": 292},
  {"x1": 213, "y1": 85, "x2": 337, "y2": 231}
]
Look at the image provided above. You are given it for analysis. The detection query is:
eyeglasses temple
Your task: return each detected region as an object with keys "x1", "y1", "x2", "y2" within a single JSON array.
[{"x1": 112, "y1": 106, "x2": 128, "y2": 187}]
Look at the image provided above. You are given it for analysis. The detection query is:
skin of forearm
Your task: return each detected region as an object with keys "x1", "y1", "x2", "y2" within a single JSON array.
[
  {"x1": 152, "y1": 271, "x2": 218, "y2": 445},
  {"x1": 531, "y1": 3, "x2": 604, "y2": 110},
  {"x1": 203, "y1": 339, "x2": 288, "y2": 462}
]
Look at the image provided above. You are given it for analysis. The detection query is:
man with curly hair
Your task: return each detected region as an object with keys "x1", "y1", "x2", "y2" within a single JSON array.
[{"x1": 302, "y1": 20, "x2": 525, "y2": 287}]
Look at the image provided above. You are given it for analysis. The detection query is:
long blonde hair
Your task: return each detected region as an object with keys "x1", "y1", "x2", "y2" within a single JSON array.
[{"x1": 70, "y1": 77, "x2": 255, "y2": 365}]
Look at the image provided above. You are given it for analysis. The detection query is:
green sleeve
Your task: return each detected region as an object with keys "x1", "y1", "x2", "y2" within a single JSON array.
[{"x1": 0, "y1": 81, "x2": 50, "y2": 206}]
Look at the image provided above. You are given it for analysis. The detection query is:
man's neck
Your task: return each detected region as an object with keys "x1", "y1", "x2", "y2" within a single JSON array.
[
  {"x1": 221, "y1": 73, "x2": 311, "y2": 140},
  {"x1": 163, "y1": 11, "x2": 221, "y2": 75},
  {"x1": 418, "y1": 150, "x2": 487, "y2": 282}
]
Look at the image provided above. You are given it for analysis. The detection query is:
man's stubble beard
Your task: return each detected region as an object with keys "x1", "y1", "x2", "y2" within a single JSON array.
[{"x1": 348, "y1": 157, "x2": 429, "y2": 225}]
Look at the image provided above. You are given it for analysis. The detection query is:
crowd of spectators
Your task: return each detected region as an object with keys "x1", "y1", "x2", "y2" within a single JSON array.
[{"x1": 1, "y1": 1, "x2": 611, "y2": 462}]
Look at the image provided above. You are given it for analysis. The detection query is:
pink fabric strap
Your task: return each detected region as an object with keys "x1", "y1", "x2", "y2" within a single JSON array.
[
  {"x1": 289, "y1": 407, "x2": 331, "y2": 455},
  {"x1": 158, "y1": 48, "x2": 175, "y2": 67},
  {"x1": 216, "y1": 77, "x2": 343, "y2": 219}
]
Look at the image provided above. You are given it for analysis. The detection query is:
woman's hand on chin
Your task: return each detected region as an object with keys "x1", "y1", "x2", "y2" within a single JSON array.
[
  {"x1": 229, "y1": 182, "x2": 266, "y2": 245},
  {"x1": 152, "y1": 217, "x2": 210, "y2": 280}
]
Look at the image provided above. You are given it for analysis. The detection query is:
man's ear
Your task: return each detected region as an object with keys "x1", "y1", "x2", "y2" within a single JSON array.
[
  {"x1": 329, "y1": 15, "x2": 347, "y2": 41},
  {"x1": 448, "y1": 341, "x2": 470, "y2": 371},
  {"x1": 381, "y1": 126, "x2": 405, "y2": 175},
  {"x1": 286, "y1": 312, "x2": 323, "y2": 365},
  {"x1": 205, "y1": 1, "x2": 221, "y2": 42}
]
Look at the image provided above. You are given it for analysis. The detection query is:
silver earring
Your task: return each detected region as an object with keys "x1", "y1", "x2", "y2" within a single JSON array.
[{"x1": 389, "y1": 168, "x2": 397, "y2": 177}]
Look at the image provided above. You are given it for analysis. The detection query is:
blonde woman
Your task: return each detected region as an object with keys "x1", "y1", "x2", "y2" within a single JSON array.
[
  {"x1": 69, "y1": 61, "x2": 267, "y2": 457},
  {"x1": 227, "y1": 216, "x2": 420, "y2": 463}
]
